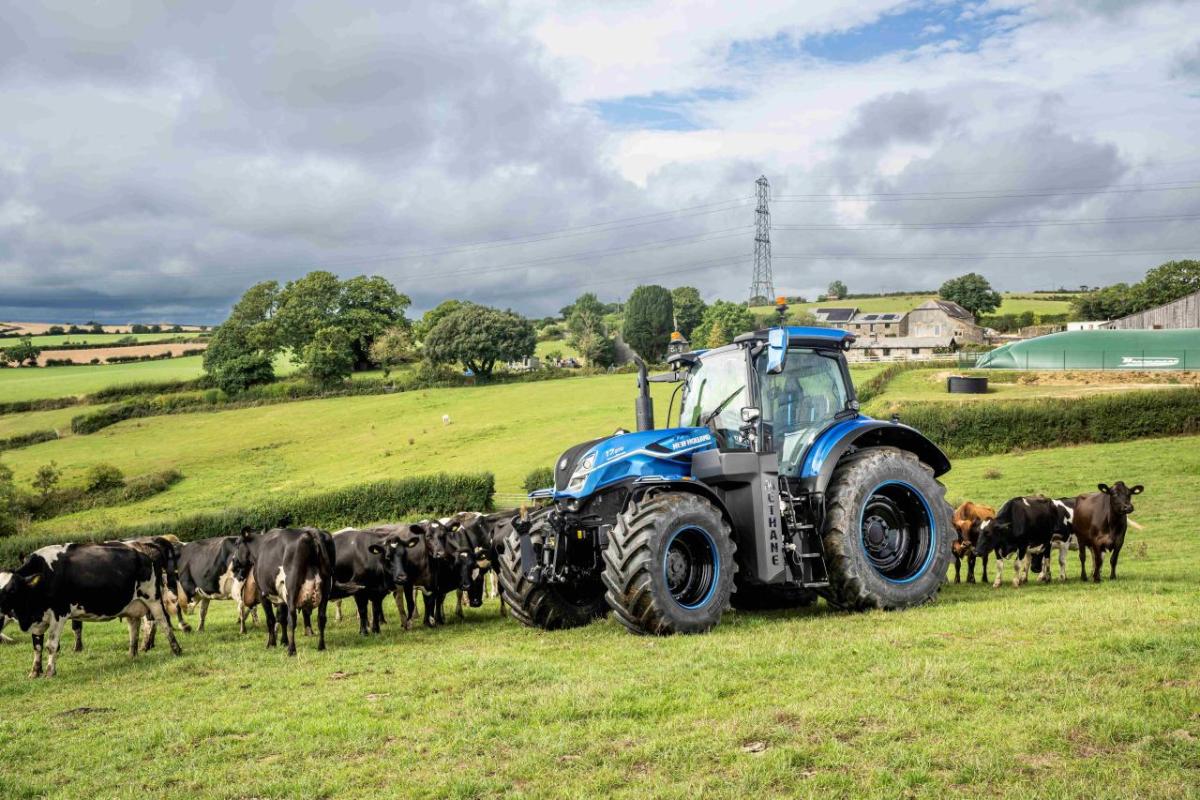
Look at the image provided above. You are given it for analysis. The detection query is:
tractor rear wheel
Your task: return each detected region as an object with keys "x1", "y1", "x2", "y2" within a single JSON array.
[
  {"x1": 602, "y1": 492, "x2": 735, "y2": 635},
  {"x1": 822, "y1": 447, "x2": 952, "y2": 611},
  {"x1": 497, "y1": 524, "x2": 607, "y2": 631}
]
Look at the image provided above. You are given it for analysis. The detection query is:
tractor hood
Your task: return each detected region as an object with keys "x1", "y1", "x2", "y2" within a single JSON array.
[{"x1": 554, "y1": 427, "x2": 717, "y2": 499}]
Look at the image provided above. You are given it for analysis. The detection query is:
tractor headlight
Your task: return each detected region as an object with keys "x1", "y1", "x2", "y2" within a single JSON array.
[{"x1": 567, "y1": 451, "x2": 597, "y2": 492}]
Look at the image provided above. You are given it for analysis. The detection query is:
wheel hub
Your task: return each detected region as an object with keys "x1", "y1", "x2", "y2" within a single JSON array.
[
  {"x1": 859, "y1": 483, "x2": 934, "y2": 583},
  {"x1": 663, "y1": 526, "x2": 718, "y2": 609}
]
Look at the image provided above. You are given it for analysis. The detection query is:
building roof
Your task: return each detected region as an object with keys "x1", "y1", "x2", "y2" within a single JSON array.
[
  {"x1": 850, "y1": 311, "x2": 905, "y2": 323},
  {"x1": 915, "y1": 299, "x2": 973, "y2": 319},
  {"x1": 813, "y1": 307, "x2": 857, "y2": 322}
]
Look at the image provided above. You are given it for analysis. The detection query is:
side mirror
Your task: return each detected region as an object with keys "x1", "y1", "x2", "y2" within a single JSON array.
[
  {"x1": 766, "y1": 328, "x2": 787, "y2": 374},
  {"x1": 740, "y1": 407, "x2": 761, "y2": 423}
]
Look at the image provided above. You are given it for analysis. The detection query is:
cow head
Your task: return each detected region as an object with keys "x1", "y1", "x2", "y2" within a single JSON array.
[
  {"x1": 973, "y1": 518, "x2": 1006, "y2": 557},
  {"x1": 423, "y1": 521, "x2": 447, "y2": 561},
  {"x1": 230, "y1": 527, "x2": 258, "y2": 580},
  {"x1": 1099, "y1": 482, "x2": 1142, "y2": 515},
  {"x1": 456, "y1": 545, "x2": 488, "y2": 608},
  {"x1": 368, "y1": 534, "x2": 417, "y2": 587},
  {"x1": 0, "y1": 563, "x2": 50, "y2": 631}
]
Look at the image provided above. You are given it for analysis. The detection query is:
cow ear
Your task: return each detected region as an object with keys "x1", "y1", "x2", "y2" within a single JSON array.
[
  {"x1": 1131, "y1": 485, "x2": 1144, "y2": 495},
  {"x1": 1097, "y1": 483, "x2": 1110, "y2": 494},
  {"x1": 368, "y1": 544, "x2": 384, "y2": 555},
  {"x1": 408, "y1": 524, "x2": 424, "y2": 536},
  {"x1": 405, "y1": 538, "x2": 420, "y2": 548}
]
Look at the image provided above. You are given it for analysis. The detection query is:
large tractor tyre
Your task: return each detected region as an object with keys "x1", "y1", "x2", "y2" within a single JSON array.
[
  {"x1": 497, "y1": 527, "x2": 608, "y2": 631},
  {"x1": 822, "y1": 447, "x2": 952, "y2": 611},
  {"x1": 730, "y1": 582, "x2": 817, "y2": 611},
  {"x1": 602, "y1": 492, "x2": 736, "y2": 635}
]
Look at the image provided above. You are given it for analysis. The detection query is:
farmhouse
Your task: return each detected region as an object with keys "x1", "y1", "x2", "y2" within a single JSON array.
[{"x1": 1103, "y1": 289, "x2": 1200, "y2": 330}]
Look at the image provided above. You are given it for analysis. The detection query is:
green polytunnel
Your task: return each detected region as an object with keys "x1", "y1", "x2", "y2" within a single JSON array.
[{"x1": 975, "y1": 329, "x2": 1200, "y2": 370}]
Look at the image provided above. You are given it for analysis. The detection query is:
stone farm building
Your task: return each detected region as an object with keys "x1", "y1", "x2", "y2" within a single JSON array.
[{"x1": 812, "y1": 300, "x2": 986, "y2": 360}]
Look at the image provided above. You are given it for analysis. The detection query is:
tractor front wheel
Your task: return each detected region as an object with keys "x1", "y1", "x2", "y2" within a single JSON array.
[
  {"x1": 498, "y1": 523, "x2": 607, "y2": 631},
  {"x1": 603, "y1": 492, "x2": 735, "y2": 635},
  {"x1": 822, "y1": 447, "x2": 952, "y2": 611}
]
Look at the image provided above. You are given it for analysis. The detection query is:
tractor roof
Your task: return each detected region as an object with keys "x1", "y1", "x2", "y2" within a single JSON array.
[{"x1": 734, "y1": 326, "x2": 856, "y2": 350}]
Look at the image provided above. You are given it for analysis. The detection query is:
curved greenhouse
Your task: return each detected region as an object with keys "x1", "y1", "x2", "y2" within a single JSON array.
[{"x1": 976, "y1": 329, "x2": 1200, "y2": 370}]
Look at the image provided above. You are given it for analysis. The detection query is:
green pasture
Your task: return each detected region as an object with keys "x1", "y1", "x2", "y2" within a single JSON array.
[
  {"x1": 0, "y1": 434, "x2": 1195, "y2": 799},
  {"x1": 2, "y1": 332, "x2": 195, "y2": 348},
  {"x1": 0, "y1": 357, "x2": 210, "y2": 402}
]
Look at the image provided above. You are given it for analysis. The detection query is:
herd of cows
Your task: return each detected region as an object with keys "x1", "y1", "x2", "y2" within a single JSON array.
[
  {"x1": 0, "y1": 480, "x2": 1144, "y2": 679},
  {"x1": 950, "y1": 480, "x2": 1144, "y2": 587}
]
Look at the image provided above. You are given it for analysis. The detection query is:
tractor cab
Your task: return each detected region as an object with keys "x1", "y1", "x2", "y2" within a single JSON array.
[{"x1": 672, "y1": 327, "x2": 857, "y2": 476}]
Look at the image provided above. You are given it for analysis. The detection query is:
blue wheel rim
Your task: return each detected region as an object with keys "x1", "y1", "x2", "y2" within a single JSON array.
[
  {"x1": 663, "y1": 526, "x2": 719, "y2": 609},
  {"x1": 858, "y1": 481, "x2": 936, "y2": 584}
]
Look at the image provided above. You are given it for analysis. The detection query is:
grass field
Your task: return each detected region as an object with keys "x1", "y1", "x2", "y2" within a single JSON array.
[
  {"x1": 0, "y1": 434, "x2": 1194, "y2": 799},
  {"x1": 2, "y1": 332, "x2": 197, "y2": 348},
  {"x1": 0, "y1": 357, "x2": 209, "y2": 402},
  {"x1": 754, "y1": 292, "x2": 1077, "y2": 318}
]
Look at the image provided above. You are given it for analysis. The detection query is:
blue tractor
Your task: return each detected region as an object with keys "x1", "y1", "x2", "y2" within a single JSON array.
[{"x1": 498, "y1": 325, "x2": 953, "y2": 635}]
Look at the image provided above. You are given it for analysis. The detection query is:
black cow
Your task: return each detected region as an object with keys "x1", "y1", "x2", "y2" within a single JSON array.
[
  {"x1": 70, "y1": 535, "x2": 184, "y2": 654},
  {"x1": 231, "y1": 527, "x2": 334, "y2": 655},
  {"x1": 330, "y1": 527, "x2": 419, "y2": 635},
  {"x1": 175, "y1": 536, "x2": 262, "y2": 633},
  {"x1": 975, "y1": 496, "x2": 1074, "y2": 588},
  {"x1": 0, "y1": 542, "x2": 182, "y2": 678},
  {"x1": 1073, "y1": 481, "x2": 1143, "y2": 582},
  {"x1": 440, "y1": 511, "x2": 503, "y2": 618},
  {"x1": 389, "y1": 520, "x2": 446, "y2": 629}
]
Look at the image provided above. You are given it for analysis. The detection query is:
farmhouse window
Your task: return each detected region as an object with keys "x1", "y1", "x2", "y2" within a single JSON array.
[
  {"x1": 882, "y1": 348, "x2": 891, "y2": 356},
  {"x1": 911, "y1": 348, "x2": 920, "y2": 355}
]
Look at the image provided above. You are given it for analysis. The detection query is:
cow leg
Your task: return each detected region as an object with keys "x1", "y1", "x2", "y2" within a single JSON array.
[
  {"x1": 370, "y1": 596, "x2": 384, "y2": 635},
  {"x1": 1079, "y1": 546, "x2": 1088, "y2": 582},
  {"x1": 435, "y1": 592, "x2": 446, "y2": 625},
  {"x1": 262, "y1": 600, "x2": 277, "y2": 648},
  {"x1": 43, "y1": 616, "x2": 67, "y2": 678},
  {"x1": 422, "y1": 590, "x2": 436, "y2": 628},
  {"x1": 148, "y1": 596, "x2": 182, "y2": 656},
  {"x1": 1091, "y1": 546, "x2": 1103, "y2": 583},
  {"x1": 335, "y1": 599, "x2": 343, "y2": 624},
  {"x1": 198, "y1": 598, "x2": 211, "y2": 632},
  {"x1": 316, "y1": 597, "x2": 327, "y2": 652},
  {"x1": 277, "y1": 603, "x2": 291, "y2": 649},
  {"x1": 1110, "y1": 545, "x2": 1121, "y2": 580},
  {"x1": 1057, "y1": 542, "x2": 1068, "y2": 582},
  {"x1": 302, "y1": 607, "x2": 314, "y2": 637},
  {"x1": 455, "y1": 589, "x2": 464, "y2": 619},
  {"x1": 966, "y1": 553, "x2": 976, "y2": 583},
  {"x1": 142, "y1": 616, "x2": 156, "y2": 651},
  {"x1": 981, "y1": 553, "x2": 989, "y2": 584},
  {"x1": 952, "y1": 555, "x2": 961, "y2": 584},
  {"x1": 30, "y1": 632, "x2": 45, "y2": 678},
  {"x1": 72, "y1": 619, "x2": 84, "y2": 652},
  {"x1": 354, "y1": 594, "x2": 370, "y2": 636},
  {"x1": 175, "y1": 591, "x2": 193, "y2": 633},
  {"x1": 126, "y1": 617, "x2": 140, "y2": 658},
  {"x1": 286, "y1": 603, "x2": 298, "y2": 657},
  {"x1": 992, "y1": 556, "x2": 1004, "y2": 589}
]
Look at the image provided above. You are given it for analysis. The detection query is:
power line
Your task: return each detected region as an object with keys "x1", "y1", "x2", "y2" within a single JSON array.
[
  {"x1": 772, "y1": 213, "x2": 1200, "y2": 231},
  {"x1": 773, "y1": 180, "x2": 1200, "y2": 202}
]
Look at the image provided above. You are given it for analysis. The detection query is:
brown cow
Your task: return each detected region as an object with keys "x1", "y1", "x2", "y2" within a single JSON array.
[
  {"x1": 1072, "y1": 482, "x2": 1143, "y2": 583},
  {"x1": 951, "y1": 501, "x2": 995, "y2": 584}
]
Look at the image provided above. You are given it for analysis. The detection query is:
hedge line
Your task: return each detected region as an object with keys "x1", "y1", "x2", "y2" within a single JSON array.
[
  {"x1": 0, "y1": 472, "x2": 495, "y2": 566},
  {"x1": 0, "y1": 429, "x2": 58, "y2": 452},
  {"x1": 896, "y1": 388, "x2": 1200, "y2": 458},
  {"x1": 0, "y1": 396, "x2": 80, "y2": 417},
  {"x1": 20, "y1": 469, "x2": 184, "y2": 521},
  {"x1": 32, "y1": 336, "x2": 208, "y2": 352},
  {"x1": 855, "y1": 360, "x2": 929, "y2": 405}
]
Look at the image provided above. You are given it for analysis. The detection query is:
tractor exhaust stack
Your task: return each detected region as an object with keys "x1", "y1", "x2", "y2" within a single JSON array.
[{"x1": 632, "y1": 355, "x2": 655, "y2": 431}]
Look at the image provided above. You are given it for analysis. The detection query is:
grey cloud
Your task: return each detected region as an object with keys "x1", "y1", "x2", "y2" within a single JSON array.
[
  {"x1": 1170, "y1": 41, "x2": 1200, "y2": 80},
  {"x1": 838, "y1": 91, "x2": 953, "y2": 150}
]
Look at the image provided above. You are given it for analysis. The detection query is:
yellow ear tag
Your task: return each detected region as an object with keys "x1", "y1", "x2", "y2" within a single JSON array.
[{"x1": 27, "y1": 573, "x2": 42, "y2": 587}]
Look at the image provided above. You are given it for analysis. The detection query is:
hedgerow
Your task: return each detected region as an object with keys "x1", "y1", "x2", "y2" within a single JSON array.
[
  {"x1": 523, "y1": 465, "x2": 554, "y2": 493},
  {"x1": 0, "y1": 471, "x2": 494, "y2": 564},
  {"x1": 895, "y1": 388, "x2": 1200, "y2": 458},
  {"x1": 0, "y1": 430, "x2": 58, "y2": 452}
]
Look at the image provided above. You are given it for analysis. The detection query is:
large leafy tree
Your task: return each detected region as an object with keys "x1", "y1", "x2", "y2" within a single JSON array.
[
  {"x1": 938, "y1": 273, "x2": 1002, "y2": 318},
  {"x1": 621, "y1": 284, "x2": 674, "y2": 361},
  {"x1": 368, "y1": 326, "x2": 415, "y2": 377},
  {"x1": 424, "y1": 304, "x2": 536, "y2": 379},
  {"x1": 691, "y1": 300, "x2": 756, "y2": 348},
  {"x1": 417, "y1": 299, "x2": 468, "y2": 341},
  {"x1": 202, "y1": 280, "x2": 280, "y2": 393},
  {"x1": 1137, "y1": 259, "x2": 1200, "y2": 307},
  {"x1": 338, "y1": 275, "x2": 410, "y2": 367},
  {"x1": 303, "y1": 326, "x2": 356, "y2": 386},
  {"x1": 567, "y1": 303, "x2": 616, "y2": 368},
  {"x1": 827, "y1": 280, "x2": 848, "y2": 300},
  {"x1": 670, "y1": 286, "x2": 706, "y2": 339},
  {"x1": 3, "y1": 337, "x2": 40, "y2": 367}
]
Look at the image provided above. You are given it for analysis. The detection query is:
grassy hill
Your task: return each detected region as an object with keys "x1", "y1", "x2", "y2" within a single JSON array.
[
  {"x1": 0, "y1": 433, "x2": 1193, "y2": 799},
  {"x1": 753, "y1": 292, "x2": 1077, "y2": 318}
]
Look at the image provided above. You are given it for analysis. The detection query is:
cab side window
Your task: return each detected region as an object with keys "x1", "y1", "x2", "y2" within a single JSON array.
[{"x1": 679, "y1": 350, "x2": 749, "y2": 448}]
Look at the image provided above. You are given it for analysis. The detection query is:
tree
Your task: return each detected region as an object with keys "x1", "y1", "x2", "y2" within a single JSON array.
[
  {"x1": 705, "y1": 319, "x2": 729, "y2": 348},
  {"x1": 203, "y1": 281, "x2": 280, "y2": 394},
  {"x1": 1138, "y1": 259, "x2": 1200, "y2": 307},
  {"x1": 827, "y1": 280, "x2": 848, "y2": 300},
  {"x1": 417, "y1": 299, "x2": 468, "y2": 341},
  {"x1": 303, "y1": 326, "x2": 355, "y2": 386},
  {"x1": 424, "y1": 304, "x2": 536, "y2": 379},
  {"x1": 691, "y1": 300, "x2": 756, "y2": 348},
  {"x1": 337, "y1": 275, "x2": 411, "y2": 368},
  {"x1": 621, "y1": 285, "x2": 674, "y2": 362},
  {"x1": 31, "y1": 461, "x2": 60, "y2": 499},
  {"x1": 84, "y1": 463, "x2": 125, "y2": 494},
  {"x1": 4, "y1": 337, "x2": 41, "y2": 367},
  {"x1": 671, "y1": 287, "x2": 706, "y2": 339},
  {"x1": 47, "y1": 325, "x2": 65, "y2": 336},
  {"x1": 368, "y1": 326, "x2": 415, "y2": 378},
  {"x1": 939, "y1": 273, "x2": 1002, "y2": 318},
  {"x1": 568, "y1": 305, "x2": 616, "y2": 367}
]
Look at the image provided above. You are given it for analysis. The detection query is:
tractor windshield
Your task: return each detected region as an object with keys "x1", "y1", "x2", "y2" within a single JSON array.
[
  {"x1": 757, "y1": 348, "x2": 850, "y2": 473},
  {"x1": 678, "y1": 347, "x2": 750, "y2": 448}
]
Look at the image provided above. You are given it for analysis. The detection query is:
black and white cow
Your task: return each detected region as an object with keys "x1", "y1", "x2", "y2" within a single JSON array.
[
  {"x1": 389, "y1": 520, "x2": 446, "y2": 629},
  {"x1": 231, "y1": 527, "x2": 334, "y2": 655},
  {"x1": 974, "y1": 496, "x2": 1074, "y2": 588},
  {"x1": 175, "y1": 536, "x2": 261, "y2": 633},
  {"x1": 1029, "y1": 498, "x2": 1078, "y2": 582},
  {"x1": 0, "y1": 542, "x2": 182, "y2": 678},
  {"x1": 69, "y1": 535, "x2": 184, "y2": 654},
  {"x1": 330, "y1": 527, "x2": 419, "y2": 635},
  {"x1": 440, "y1": 511, "x2": 504, "y2": 619}
]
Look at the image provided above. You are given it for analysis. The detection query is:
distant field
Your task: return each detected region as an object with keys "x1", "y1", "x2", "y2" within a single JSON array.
[
  {"x1": 0, "y1": 357, "x2": 210, "y2": 402},
  {"x1": 754, "y1": 292, "x2": 1078, "y2": 318},
  {"x1": 535, "y1": 338, "x2": 581, "y2": 360},
  {"x1": 2, "y1": 332, "x2": 197, "y2": 347},
  {"x1": 0, "y1": 321, "x2": 207, "y2": 336},
  {"x1": 0, "y1": 433, "x2": 1195, "y2": 799}
]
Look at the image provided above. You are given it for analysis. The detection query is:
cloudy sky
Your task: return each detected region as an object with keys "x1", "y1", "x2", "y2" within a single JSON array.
[{"x1": 1, "y1": 0, "x2": 1198, "y2": 324}]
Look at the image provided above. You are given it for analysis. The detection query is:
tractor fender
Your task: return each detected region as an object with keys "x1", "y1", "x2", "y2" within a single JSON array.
[
  {"x1": 627, "y1": 478, "x2": 735, "y2": 529},
  {"x1": 806, "y1": 419, "x2": 951, "y2": 494}
]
